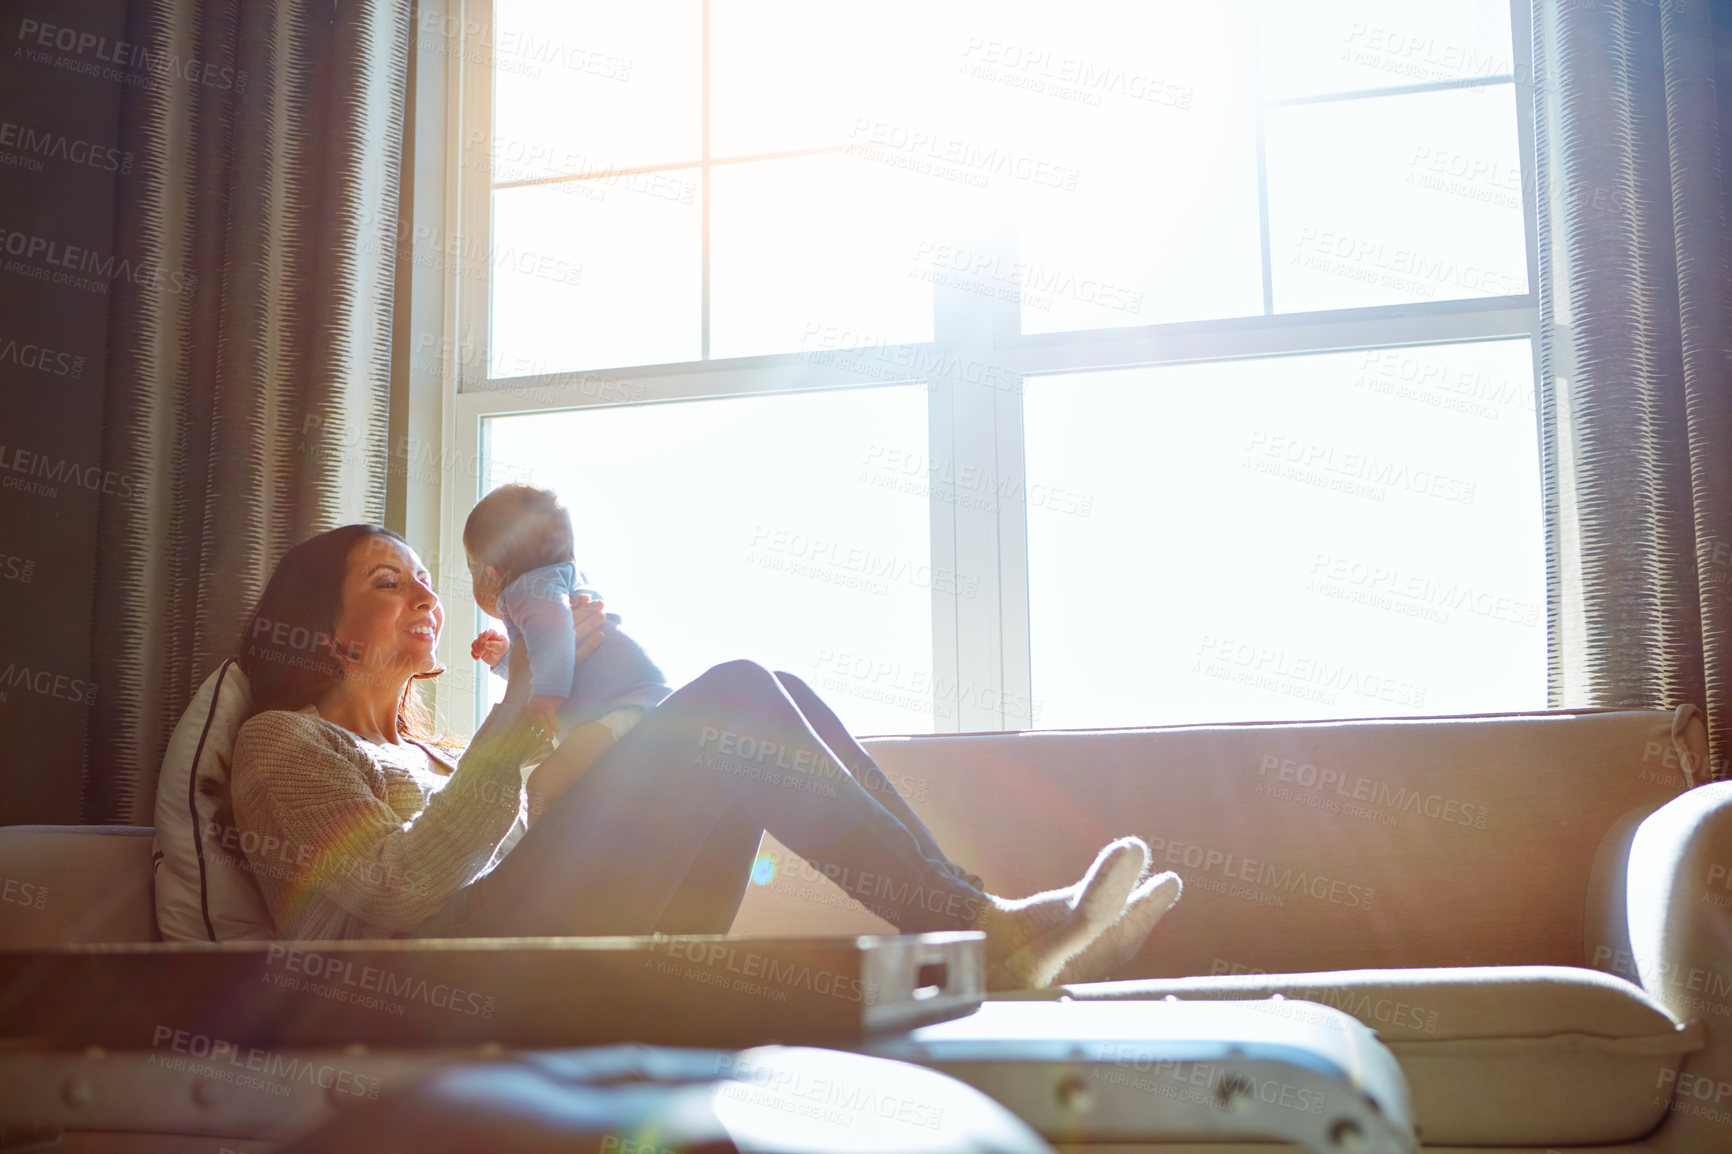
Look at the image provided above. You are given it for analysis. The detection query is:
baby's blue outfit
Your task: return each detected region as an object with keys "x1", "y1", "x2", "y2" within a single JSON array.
[{"x1": 489, "y1": 562, "x2": 671, "y2": 736}]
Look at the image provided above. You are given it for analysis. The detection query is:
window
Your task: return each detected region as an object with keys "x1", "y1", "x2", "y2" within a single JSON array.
[
  {"x1": 482, "y1": 386, "x2": 937, "y2": 734},
  {"x1": 434, "y1": 0, "x2": 1541, "y2": 735},
  {"x1": 1024, "y1": 341, "x2": 1541, "y2": 729}
]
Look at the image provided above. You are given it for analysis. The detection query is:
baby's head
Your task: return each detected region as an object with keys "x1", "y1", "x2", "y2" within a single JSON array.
[{"x1": 462, "y1": 484, "x2": 575, "y2": 615}]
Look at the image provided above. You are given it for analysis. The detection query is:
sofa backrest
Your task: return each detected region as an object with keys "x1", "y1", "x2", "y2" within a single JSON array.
[
  {"x1": 0, "y1": 825, "x2": 156, "y2": 945},
  {"x1": 731, "y1": 708, "x2": 1697, "y2": 977}
]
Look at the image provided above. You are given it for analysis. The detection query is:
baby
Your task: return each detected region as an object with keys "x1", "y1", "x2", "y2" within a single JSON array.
[{"x1": 464, "y1": 483, "x2": 671, "y2": 821}]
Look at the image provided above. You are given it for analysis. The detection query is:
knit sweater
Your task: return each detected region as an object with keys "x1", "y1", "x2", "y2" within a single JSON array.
[{"x1": 230, "y1": 706, "x2": 537, "y2": 940}]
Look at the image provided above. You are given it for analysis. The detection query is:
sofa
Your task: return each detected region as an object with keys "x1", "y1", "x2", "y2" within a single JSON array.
[{"x1": 2, "y1": 704, "x2": 1726, "y2": 1151}]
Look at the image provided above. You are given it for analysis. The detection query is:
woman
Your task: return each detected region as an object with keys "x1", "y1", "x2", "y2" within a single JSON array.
[{"x1": 231, "y1": 525, "x2": 1180, "y2": 988}]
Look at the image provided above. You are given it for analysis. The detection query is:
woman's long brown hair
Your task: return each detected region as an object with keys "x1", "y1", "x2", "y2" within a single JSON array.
[{"x1": 238, "y1": 525, "x2": 456, "y2": 751}]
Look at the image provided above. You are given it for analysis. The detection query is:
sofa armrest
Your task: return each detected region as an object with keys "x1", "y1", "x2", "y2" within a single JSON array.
[
  {"x1": 1622, "y1": 783, "x2": 1732, "y2": 1149},
  {"x1": 0, "y1": 825, "x2": 157, "y2": 945}
]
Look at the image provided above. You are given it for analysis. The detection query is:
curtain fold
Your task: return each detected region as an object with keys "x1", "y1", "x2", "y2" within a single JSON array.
[
  {"x1": 82, "y1": 0, "x2": 410, "y2": 824},
  {"x1": 1535, "y1": 0, "x2": 1732, "y2": 778}
]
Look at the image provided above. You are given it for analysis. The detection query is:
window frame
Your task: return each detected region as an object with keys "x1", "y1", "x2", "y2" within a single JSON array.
[{"x1": 422, "y1": 0, "x2": 1544, "y2": 739}]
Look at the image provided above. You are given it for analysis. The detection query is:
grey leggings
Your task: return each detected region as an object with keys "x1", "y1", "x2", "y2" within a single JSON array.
[{"x1": 413, "y1": 661, "x2": 986, "y2": 937}]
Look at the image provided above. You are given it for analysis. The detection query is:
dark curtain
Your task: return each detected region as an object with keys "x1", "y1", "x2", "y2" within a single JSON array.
[
  {"x1": 1535, "y1": 0, "x2": 1732, "y2": 779},
  {"x1": 82, "y1": 0, "x2": 411, "y2": 823}
]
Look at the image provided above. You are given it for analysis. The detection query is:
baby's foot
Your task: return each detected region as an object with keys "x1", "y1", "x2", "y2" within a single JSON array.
[
  {"x1": 974, "y1": 837, "x2": 1149, "y2": 989},
  {"x1": 1053, "y1": 871, "x2": 1182, "y2": 985}
]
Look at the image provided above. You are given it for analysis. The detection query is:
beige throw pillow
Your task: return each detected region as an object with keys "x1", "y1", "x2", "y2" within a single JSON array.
[{"x1": 151, "y1": 659, "x2": 277, "y2": 941}]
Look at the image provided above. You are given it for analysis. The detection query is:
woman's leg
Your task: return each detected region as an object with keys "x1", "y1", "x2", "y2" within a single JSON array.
[
  {"x1": 423, "y1": 660, "x2": 986, "y2": 938},
  {"x1": 771, "y1": 671, "x2": 983, "y2": 890},
  {"x1": 647, "y1": 808, "x2": 762, "y2": 935},
  {"x1": 761, "y1": 670, "x2": 1162, "y2": 985}
]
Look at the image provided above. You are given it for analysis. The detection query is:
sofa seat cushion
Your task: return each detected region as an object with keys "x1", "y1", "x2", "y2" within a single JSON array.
[
  {"x1": 0, "y1": 826, "x2": 156, "y2": 945},
  {"x1": 1051, "y1": 965, "x2": 1703, "y2": 1148}
]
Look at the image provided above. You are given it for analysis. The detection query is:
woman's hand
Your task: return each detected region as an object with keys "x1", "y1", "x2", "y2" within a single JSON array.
[
  {"x1": 571, "y1": 593, "x2": 606, "y2": 664},
  {"x1": 525, "y1": 695, "x2": 563, "y2": 749}
]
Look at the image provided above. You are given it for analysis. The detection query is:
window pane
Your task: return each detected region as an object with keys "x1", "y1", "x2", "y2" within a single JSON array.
[
  {"x1": 709, "y1": 155, "x2": 935, "y2": 360},
  {"x1": 492, "y1": 0, "x2": 700, "y2": 177},
  {"x1": 489, "y1": 182, "x2": 701, "y2": 377},
  {"x1": 1017, "y1": 105, "x2": 1263, "y2": 333},
  {"x1": 711, "y1": 0, "x2": 1269, "y2": 342},
  {"x1": 481, "y1": 386, "x2": 935, "y2": 734},
  {"x1": 712, "y1": 0, "x2": 1256, "y2": 157},
  {"x1": 1257, "y1": 0, "x2": 1515, "y2": 101},
  {"x1": 949, "y1": 0, "x2": 1259, "y2": 134},
  {"x1": 1268, "y1": 86, "x2": 1528, "y2": 313},
  {"x1": 1025, "y1": 340, "x2": 1543, "y2": 728},
  {"x1": 710, "y1": 0, "x2": 953, "y2": 156},
  {"x1": 942, "y1": 0, "x2": 1264, "y2": 333}
]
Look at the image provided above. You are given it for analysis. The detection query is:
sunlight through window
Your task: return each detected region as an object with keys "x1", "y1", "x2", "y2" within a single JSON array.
[
  {"x1": 470, "y1": 0, "x2": 1543, "y2": 732},
  {"x1": 483, "y1": 386, "x2": 935, "y2": 734}
]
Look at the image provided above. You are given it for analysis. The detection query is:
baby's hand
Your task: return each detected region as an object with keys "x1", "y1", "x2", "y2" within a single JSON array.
[{"x1": 471, "y1": 629, "x2": 509, "y2": 666}]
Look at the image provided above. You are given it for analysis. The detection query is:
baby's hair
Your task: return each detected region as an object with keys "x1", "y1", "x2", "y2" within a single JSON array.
[{"x1": 463, "y1": 484, "x2": 575, "y2": 586}]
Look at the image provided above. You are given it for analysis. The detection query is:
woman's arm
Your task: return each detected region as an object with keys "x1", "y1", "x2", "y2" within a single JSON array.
[
  {"x1": 524, "y1": 719, "x2": 615, "y2": 824},
  {"x1": 231, "y1": 710, "x2": 541, "y2": 933}
]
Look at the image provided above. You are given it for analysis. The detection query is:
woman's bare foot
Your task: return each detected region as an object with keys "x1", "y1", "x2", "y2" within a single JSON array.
[
  {"x1": 973, "y1": 837, "x2": 1149, "y2": 989},
  {"x1": 1052, "y1": 871, "x2": 1182, "y2": 985}
]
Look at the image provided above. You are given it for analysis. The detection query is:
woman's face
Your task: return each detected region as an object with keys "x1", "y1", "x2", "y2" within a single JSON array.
[{"x1": 331, "y1": 534, "x2": 443, "y2": 680}]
